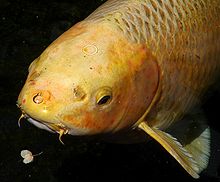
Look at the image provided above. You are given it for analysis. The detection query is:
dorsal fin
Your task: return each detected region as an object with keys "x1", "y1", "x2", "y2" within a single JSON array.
[{"x1": 138, "y1": 121, "x2": 210, "y2": 178}]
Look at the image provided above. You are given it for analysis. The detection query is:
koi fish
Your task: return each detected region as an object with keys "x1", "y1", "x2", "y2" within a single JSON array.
[{"x1": 17, "y1": 0, "x2": 220, "y2": 178}]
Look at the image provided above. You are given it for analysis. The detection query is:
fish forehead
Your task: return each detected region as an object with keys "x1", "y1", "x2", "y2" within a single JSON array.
[
  {"x1": 29, "y1": 23, "x2": 141, "y2": 98},
  {"x1": 34, "y1": 23, "x2": 130, "y2": 76},
  {"x1": 38, "y1": 38, "x2": 105, "y2": 69}
]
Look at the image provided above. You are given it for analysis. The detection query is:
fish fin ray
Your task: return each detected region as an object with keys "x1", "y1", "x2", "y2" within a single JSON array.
[
  {"x1": 138, "y1": 122, "x2": 200, "y2": 178},
  {"x1": 184, "y1": 127, "x2": 210, "y2": 173},
  {"x1": 167, "y1": 109, "x2": 211, "y2": 174}
]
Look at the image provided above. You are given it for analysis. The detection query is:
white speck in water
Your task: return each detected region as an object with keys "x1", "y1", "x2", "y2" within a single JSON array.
[
  {"x1": 20, "y1": 150, "x2": 43, "y2": 164},
  {"x1": 21, "y1": 150, "x2": 33, "y2": 164}
]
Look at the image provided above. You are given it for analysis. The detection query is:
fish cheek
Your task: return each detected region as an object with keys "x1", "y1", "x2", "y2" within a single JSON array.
[
  {"x1": 80, "y1": 110, "x2": 115, "y2": 133},
  {"x1": 95, "y1": 97, "x2": 129, "y2": 132},
  {"x1": 61, "y1": 111, "x2": 109, "y2": 134},
  {"x1": 61, "y1": 92, "x2": 127, "y2": 134}
]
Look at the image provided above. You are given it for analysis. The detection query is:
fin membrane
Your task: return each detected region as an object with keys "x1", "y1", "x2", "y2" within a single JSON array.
[
  {"x1": 184, "y1": 127, "x2": 210, "y2": 173},
  {"x1": 168, "y1": 110, "x2": 211, "y2": 174},
  {"x1": 138, "y1": 121, "x2": 210, "y2": 178}
]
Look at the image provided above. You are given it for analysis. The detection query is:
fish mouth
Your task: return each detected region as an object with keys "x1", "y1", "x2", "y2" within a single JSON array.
[
  {"x1": 17, "y1": 102, "x2": 90, "y2": 139},
  {"x1": 17, "y1": 104, "x2": 69, "y2": 144},
  {"x1": 25, "y1": 114, "x2": 69, "y2": 144},
  {"x1": 27, "y1": 117, "x2": 55, "y2": 133}
]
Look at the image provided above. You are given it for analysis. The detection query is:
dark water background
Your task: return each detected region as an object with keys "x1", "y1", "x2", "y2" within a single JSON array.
[{"x1": 0, "y1": 0, "x2": 220, "y2": 181}]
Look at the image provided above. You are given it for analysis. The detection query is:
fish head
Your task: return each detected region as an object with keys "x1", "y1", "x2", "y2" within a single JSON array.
[{"x1": 17, "y1": 22, "x2": 159, "y2": 136}]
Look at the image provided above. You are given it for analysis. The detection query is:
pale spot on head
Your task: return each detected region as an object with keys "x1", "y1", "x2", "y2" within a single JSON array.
[
  {"x1": 43, "y1": 106, "x2": 48, "y2": 113},
  {"x1": 82, "y1": 44, "x2": 98, "y2": 55}
]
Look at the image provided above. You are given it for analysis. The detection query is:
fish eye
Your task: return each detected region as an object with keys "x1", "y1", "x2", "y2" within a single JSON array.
[
  {"x1": 96, "y1": 87, "x2": 112, "y2": 106},
  {"x1": 97, "y1": 95, "x2": 111, "y2": 105}
]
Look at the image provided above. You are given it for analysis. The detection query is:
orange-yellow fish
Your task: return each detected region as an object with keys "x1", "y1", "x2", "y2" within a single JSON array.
[{"x1": 17, "y1": 0, "x2": 220, "y2": 178}]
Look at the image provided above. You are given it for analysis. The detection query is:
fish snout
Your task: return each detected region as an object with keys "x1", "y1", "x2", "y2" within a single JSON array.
[{"x1": 18, "y1": 89, "x2": 60, "y2": 123}]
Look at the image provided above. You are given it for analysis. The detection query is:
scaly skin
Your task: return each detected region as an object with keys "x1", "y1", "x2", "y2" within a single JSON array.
[{"x1": 85, "y1": 0, "x2": 220, "y2": 129}]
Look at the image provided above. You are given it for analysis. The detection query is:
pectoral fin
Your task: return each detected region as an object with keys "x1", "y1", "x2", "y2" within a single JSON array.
[{"x1": 138, "y1": 122, "x2": 201, "y2": 178}]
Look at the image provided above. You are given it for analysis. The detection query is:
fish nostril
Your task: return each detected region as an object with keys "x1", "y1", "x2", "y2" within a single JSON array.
[
  {"x1": 32, "y1": 90, "x2": 51, "y2": 104},
  {"x1": 33, "y1": 93, "x2": 44, "y2": 104}
]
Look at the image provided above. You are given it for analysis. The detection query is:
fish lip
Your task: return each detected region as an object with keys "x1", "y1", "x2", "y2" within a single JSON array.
[
  {"x1": 26, "y1": 116, "x2": 55, "y2": 133},
  {"x1": 17, "y1": 105, "x2": 87, "y2": 136},
  {"x1": 16, "y1": 102, "x2": 23, "y2": 111},
  {"x1": 21, "y1": 112, "x2": 67, "y2": 134}
]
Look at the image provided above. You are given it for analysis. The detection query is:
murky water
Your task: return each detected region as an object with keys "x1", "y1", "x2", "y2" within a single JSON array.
[{"x1": 0, "y1": 0, "x2": 220, "y2": 181}]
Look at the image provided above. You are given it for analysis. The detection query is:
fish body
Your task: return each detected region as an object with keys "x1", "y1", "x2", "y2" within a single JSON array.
[
  {"x1": 87, "y1": 0, "x2": 220, "y2": 129},
  {"x1": 17, "y1": 0, "x2": 220, "y2": 178}
]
